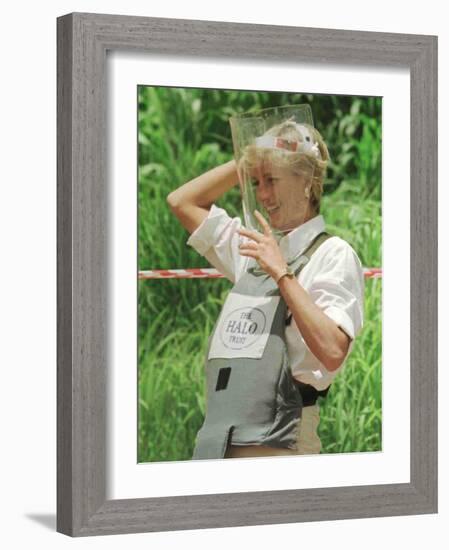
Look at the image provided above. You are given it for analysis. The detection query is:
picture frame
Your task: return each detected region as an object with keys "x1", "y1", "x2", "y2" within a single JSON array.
[{"x1": 57, "y1": 12, "x2": 437, "y2": 537}]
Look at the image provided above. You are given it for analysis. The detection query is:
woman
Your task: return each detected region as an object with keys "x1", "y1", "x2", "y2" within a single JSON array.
[{"x1": 167, "y1": 105, "x2": 364, "y2": 459}]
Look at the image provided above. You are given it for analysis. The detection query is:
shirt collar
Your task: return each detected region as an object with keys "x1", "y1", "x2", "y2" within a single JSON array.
[{"x1": 278, "y1": 215, "x2": 326, "y2": 263}]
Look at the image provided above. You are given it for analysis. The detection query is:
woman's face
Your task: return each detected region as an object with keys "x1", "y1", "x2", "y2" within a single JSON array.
[{"x1": 250, "y1": 160, "x2": 312, "y2": 232}]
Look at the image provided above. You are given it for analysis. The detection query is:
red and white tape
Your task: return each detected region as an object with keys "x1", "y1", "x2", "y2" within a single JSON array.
[{"x1": 138, "y1": 267, "x2": 382, "y2": 280}]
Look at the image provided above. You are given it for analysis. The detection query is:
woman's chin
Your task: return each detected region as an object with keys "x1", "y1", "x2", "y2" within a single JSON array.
[
  {"x1": 268, "y1": 218, "x2": 286, "y2": 232},
  {"x1": 267, "y1": 211, "x2": 289, "y2": 230},
  {"x1": 264, "y1": 208, "x2": 301, "y2": 232},
  {"x1": 271, "y1": 217, "x2": 303, "y2": 233},
  {"x1": 266, "y1": 209, "x2": 280, "y2": 223}
]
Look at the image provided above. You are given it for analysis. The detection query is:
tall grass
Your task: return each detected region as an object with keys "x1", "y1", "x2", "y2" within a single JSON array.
[{"x1": 138, "y1": 87, "x2": 382, "y2": 462}]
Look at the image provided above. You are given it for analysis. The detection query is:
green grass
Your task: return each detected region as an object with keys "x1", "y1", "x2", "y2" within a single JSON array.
[{"x1": 137, "y1": 86, "x2": 382, "y2": 462}]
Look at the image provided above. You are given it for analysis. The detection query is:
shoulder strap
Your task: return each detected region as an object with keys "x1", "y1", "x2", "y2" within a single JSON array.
[
  {"x1": 287, "y1": 231, "x2": 334, "y2": 399},
  {"x1": 293, "y1": 231, "x2": 332, "y2": 277},
  {"x1": 303, "y1": 231, "x2": 332, "y2": 260}
]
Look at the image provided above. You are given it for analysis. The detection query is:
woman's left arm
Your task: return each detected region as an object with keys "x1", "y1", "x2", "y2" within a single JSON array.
[
  {"x1": 238, "y1": 211, "x2": 351, "y2": 372},
  {"x1": 276, "y1": 277, "x2": 350, "y2": 371}
]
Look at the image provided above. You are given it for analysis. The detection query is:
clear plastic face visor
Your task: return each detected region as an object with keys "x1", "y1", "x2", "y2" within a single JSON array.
[{"x1": 230, "y1": 105, "x2": 322, "y2": 236}]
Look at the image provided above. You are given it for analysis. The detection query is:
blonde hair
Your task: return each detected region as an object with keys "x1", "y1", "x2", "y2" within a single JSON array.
[{"x1": 240, "y1": 121, "x2": 330, "y2": 213}]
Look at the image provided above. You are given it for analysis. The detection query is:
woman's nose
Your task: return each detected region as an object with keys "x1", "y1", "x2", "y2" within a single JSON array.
[{"x1": 256, "y1": 180, "x2": 272, "y2": 201}]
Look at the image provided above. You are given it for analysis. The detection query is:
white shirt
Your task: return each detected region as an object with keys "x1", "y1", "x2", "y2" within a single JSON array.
[{"x1": 187, "y1": 204, "x2": 364, "y2": 390}]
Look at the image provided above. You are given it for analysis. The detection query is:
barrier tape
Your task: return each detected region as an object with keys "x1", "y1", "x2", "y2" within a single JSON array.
[{"x1": 138, "y1": 267, "x2": 382, "y2": 280}]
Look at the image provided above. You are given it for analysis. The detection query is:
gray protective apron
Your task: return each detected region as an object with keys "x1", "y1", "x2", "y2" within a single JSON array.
[{"x1": 192, "y1": 232, "x2": 331, "y2": 460}]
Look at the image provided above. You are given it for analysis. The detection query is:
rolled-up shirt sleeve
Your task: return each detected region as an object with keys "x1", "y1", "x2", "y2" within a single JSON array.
[
  {"x1": 186, "y1": 204, "x2": 248, "y2": 283},
  {"x1": 288, "y1": 237, "x2": 365, "y2": 384},
  {"x1": 306, "y1": 237, "x2": 365, "y2": 342}
]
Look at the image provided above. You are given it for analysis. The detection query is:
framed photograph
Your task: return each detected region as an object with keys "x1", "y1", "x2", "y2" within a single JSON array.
[
  {"x1": 57, "y1": 12, "x2": 437, "y2": 536},
  {"x1": 137, "y1": 86, "x2": 382, "y2": 464}
]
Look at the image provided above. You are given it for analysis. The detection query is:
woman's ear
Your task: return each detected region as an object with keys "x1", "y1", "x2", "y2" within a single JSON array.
[{"x1": 304, "y1": 185, "x2": 311, "y2": 199}]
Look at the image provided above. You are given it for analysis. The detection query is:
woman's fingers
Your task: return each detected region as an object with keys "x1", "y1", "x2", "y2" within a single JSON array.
[
  {"x1": 238, "y1": 249, "x2": 258, "y2": 259},
  {"x1": 239, "y1": 239, "x2": 257, "y2": 249},
  {"x1": 254, "y1": 210, "x2": 272, "y2": 236},
  {"x1": 237, "y1": 227, "x2": 263, "y2": 242},
  {"x1": 237, "y1": 211, "x2": 273, "y2": 243}
]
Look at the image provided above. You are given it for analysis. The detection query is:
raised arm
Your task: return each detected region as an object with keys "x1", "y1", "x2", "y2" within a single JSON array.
[{"x1": 167, "y1": 160, "x2": 239, "y2": 234}]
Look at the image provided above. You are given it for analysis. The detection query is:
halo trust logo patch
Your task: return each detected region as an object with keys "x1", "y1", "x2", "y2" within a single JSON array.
[
  {"x1": 208, "y1": 295, "x2": 279, "y2": 360},
  {"x1": 219, "y1": 307, "x2": 267, "y2": 350}
]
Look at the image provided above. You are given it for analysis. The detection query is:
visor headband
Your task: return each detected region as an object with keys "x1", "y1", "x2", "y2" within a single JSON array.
[{"x1": 254, "y1": 124, "x2": 321, "y2": 159}]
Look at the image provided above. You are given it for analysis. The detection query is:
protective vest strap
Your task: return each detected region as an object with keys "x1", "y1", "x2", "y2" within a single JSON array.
[
  {"x1": 286, "y1": 231, "x2": 332, "y2": 321},
  {"x1": 288, "y1": 231, "x2": 333, "y2": 406},
  {"x1": 294, "y1": 380, "x2": 331, "y2": 406},
  {"x1": 292, "y1": 231, "x2": 332, "y2": 276}
]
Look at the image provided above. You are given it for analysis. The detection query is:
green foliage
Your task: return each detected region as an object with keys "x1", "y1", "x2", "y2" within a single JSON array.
[{"x1": 138, "y1": 86, "x2": 382, "y2": 462}]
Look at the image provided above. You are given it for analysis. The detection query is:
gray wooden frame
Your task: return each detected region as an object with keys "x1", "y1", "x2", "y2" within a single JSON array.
[{"x1": 57, "y1": 12, "x2": 438, "y2": 537}]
